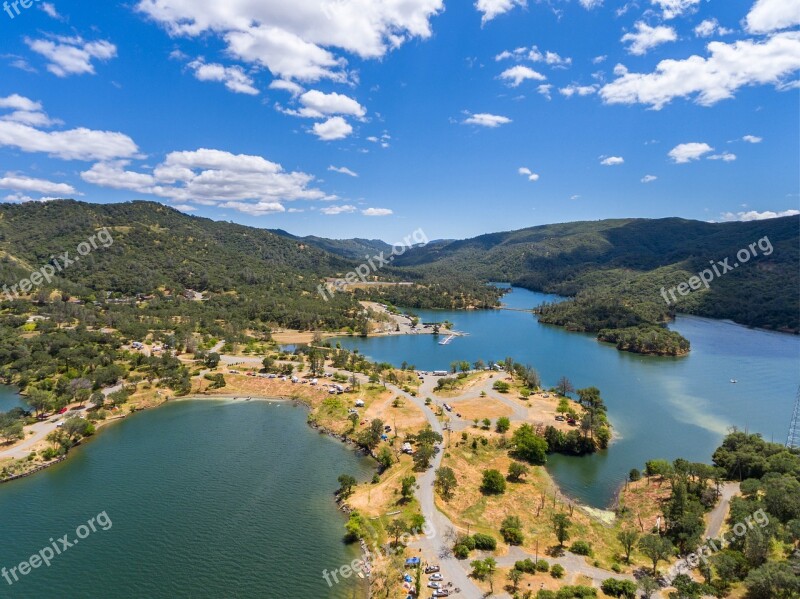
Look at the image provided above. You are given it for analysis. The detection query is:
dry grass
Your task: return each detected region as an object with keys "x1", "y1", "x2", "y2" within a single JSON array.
[{"x1": 454, "y1": 397, "x2": 513, "y2": 421}]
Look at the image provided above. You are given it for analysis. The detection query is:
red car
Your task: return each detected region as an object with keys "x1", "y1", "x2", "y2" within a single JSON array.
[{"x1": 57, "y1": 407, "x2": 69, "y2": 415}]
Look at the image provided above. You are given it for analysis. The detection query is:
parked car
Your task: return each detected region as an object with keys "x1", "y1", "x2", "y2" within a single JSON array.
[
  {"x1": 57, "y1": 407, "x2": 68, "y2": 415},
  {"x1": 424, "y1": 565, "x2": 440, "y2": 574},
  {"x1": 429, "y1": 574, "x2": 444, "y2": 581},
  {"x1": 427, "y1": 582, "x2": 441, "y2": 589}
]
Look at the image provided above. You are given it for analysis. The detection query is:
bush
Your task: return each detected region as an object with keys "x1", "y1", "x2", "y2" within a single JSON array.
[
  {"x1": 472, "y1": 533, "x2": 497, "y2": 551},
  {"x1": 601, "y1": 578, "x2": 637, "y2": 598},
  {"x1": 500, "y1": 516, "x2": 525, "y2": 545},
  {"x1": 453, "y1": 543, "x2": 470, "y2": 559},
  {"x1": 480, "y1": 469, "x2": 506, "y2": 495},
  {"x1": 551, "y1": 564, "x2": 565, "y2": 578},
  {"x1": 629, "y1": 468, "x2": 641, "y2": 482},
  {"x1": 514, "y1": 558, "x2": 536, "y2": 574},
  {"x1": 569, "y1": 540, "x2": 593, "y2": 556},
  {"x1": 535, "y1": 559, "x2": 550, "y2": 572},
  {"x1": 611, "y1": 563, "x2": 622, "y2": 573}
]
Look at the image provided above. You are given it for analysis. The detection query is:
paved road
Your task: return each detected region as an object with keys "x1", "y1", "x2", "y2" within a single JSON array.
[{"x1": 705, "y1": 482, "x2": 740, "y2": 539}]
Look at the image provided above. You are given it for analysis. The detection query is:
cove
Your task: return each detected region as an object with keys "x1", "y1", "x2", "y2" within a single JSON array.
[
  {"x1": 0, "y1": 400, "x2": 373, "y2": 598},
  {"x1": 335, "y1": 287, "x2": 800, "y2": 507}
]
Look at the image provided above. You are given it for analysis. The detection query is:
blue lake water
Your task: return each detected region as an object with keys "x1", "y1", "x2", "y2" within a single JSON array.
[{"x1": 336, "y1": 287, "x2": 800, "y2": 507}]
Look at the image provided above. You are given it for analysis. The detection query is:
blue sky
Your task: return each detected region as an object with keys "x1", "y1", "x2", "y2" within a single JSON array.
[{"x1": 0, "y1": 0, "x2": 797, "y2": 241}]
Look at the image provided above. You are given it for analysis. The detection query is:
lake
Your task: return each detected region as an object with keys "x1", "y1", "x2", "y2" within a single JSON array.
[
  {"x1": 0, "y1": 400, "x2": 373, "y2": 598},
  {"x1": 0, "y1": 385, "x2": 24, "y2": 412},
  {"x1": 336, "y1": 287, "x2": 800, "y2": 507}
]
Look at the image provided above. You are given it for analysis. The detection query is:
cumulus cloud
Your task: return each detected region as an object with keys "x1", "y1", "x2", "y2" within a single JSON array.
[
  {"x1": 311, "y1": 116, "x2": 353, "y2": 140},
  {"x1": 579, "y1": 0, "x2": 603, "y2": 8},
  {"x1": 463, "y1": 113, "x2": 512, "y2": 127},
  {"x1": 537, "y1": 84, "x2": 553, "y2": 100},
  {"x1": 476, "y1": 0, "x2": 526, "y2": 24},
  {"x1": 188, "y1": 59, "x2": 259, "y2": 95},
  {"x1": 601, "y1": 32, "x2": 800, "y2": 109},
  {"x1": 743, "y1": 134, "x2": 763, "y2": 143},
  {"x1": 294, "y1": 90, "x2": 366, "y2": 119},
  {"x1": 651, "y1": 0, "x2": 700, "y2": 19},
  {"x1": 694, "y1": 19, "x2": 733, "y2": 38},
  {"x1": 499, "y1": 65, "x2": 546, "y2": 87},
  {"x1": 495, "y1": 46, "x2": 571, "y2": 67},
  {"x1": 0, "y1": 101, "x2": 139, "y2": 161},
  {"x1": 269, "y1": 79, "x2": 304, "y2": 96},
  {"x1": 518, "y1": 167, "x2": 540, "y2": 181},
  {"x1": 362, "y1": 207, "x2": 393, "y2": 216},
  {"x1": 25, "y1": 36, "x2": 117, "y2": 77},
  {"x1": 40, "y1": 3, "x2": 61, "y2": 18},
  {"x1": 600, "y1": 156, "x2": 624, "y2": 166},
  {"x1": 720, "y1": 209, "x2": 800, "y2": 221},
  {"x1": 80, "y1": 148, "x2": 331, "y2": 215},
  {"x1": 746, "y1": 0, "x2": 800, "y2": 34},
  {"x1": 321, "y1": 204, "x2": 357, "y2": 215},
  {"x1": 668, "y1": 142, "x2": 713, "y2": 163},
  {"x1": 136, "y1": 0, "x2": 444, "y2": 82},
  {"x1": 328, "y1": 165, "x2": 358, "y2": 177},
  {"x1": 622, "y1": 22, "x2": 677, "y2": 55},
  {"x1": 0, "y1": 174, "x2": 78, "y2": 196},
  {"x1": 641, "y1": 174, "x2": 658, "y2": 182}
]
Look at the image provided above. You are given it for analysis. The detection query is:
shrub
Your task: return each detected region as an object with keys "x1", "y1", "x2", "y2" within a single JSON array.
[
  {"x1": 535, "y1": 560, "x2": 550, "y2": 572},
  {"x1": 551, "y1": 564, "x2": 565, "y2": 578},
  {"x1": 472, "y1": 533, "x2": 497, "y2": 551},
  {"x1": 629, "y1": 468, "x2": 641, "y2": 482},
  {"x1": 570, "y1": 540, "x2": 593, "y2": 556},
  {"x1": 601, "y1": 578, "x2": 637, "y2": 598},
  {"x1": 480, "y1": 469, "x2": 506, "y2": 495},
  {"x1": 514, "y1": 558, "x2": 536, "y2": 574},
  {"x1": 453, "y1": 543, "x2": 470, "y2": 559},
  {"x1": 500, "y1": 516, "x2": 525, "y2": 545}
]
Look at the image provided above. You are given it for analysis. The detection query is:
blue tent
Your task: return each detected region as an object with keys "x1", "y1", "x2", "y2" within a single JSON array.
[{"x1": 405, "y1": 557, "x2": 420, "y2": 566}]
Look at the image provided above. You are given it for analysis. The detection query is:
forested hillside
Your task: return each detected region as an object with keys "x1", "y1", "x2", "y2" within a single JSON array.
[{"x1": 393, "y1": 216, "x2": 800, "y2": 338}]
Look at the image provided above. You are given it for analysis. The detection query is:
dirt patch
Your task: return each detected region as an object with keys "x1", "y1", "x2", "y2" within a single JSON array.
[{"x1": 452, "y1": 397, "x2": 513, "y2": 421}]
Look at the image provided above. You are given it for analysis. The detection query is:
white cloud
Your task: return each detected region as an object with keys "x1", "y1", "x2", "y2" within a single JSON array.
[
  {"x1": 593, "y1": 55, "x2": 607, "y2": 64},
  {"x1": 559, "y1": 84, "x2": 598, "y2": 97},
  {"x1": 622, "y1": 22, "x2": 677, "y2": 56},
  {"x1": 545, "y1": 51, "x2": 572, "y2": 67},
  {"x1": 499, "y1": 65, "x2": 546, "y2": 87},
  {"x1": 600, "y1": 156, "x2": 624, "y2": 166},
  {"x1": 537, "y1": 84, "x2": 553, "y2": 100},
  {"x1": 743, "y1": 134, "x2": 763, "y2": 143},
  {"x1": 746, "y1": 0, "x2": 800, "y2": 34},
  {"x1": 328, "y1": 165, "x2": 358, "y2": 177},
  {"x1": 269, "y1": 79, "x2": 304, "y2": 96},
  {"x1": 311, "y1": 116, "x2": 353, "y2": 140},
  {"x1": 579, "y1": 0, "x2": 603, "y2": 8},
  {"x1": 25, "y1": 36, "x2": 117, "y2": 77},
  {"x1": 720, "y1": 209, "x2": 800, "y2": 221},
  {"x1": 651, "y1": 0, "x2": 700, "y2": 19},
  {"x1": 187, "y1": 59, "x2": 259, "y2": 95},
  {"x1": 3, "y1": 193, "x2": 61, "y2": 203},
  {"x1": 136, "y1": 0, "x2": 444, "y2": 82},
  {"x1": 518, "y1": 167, "x2": 540, "y2": 181},
  {"x1": 0, "y1": 94, "x2": 41, "y2": 112},
  {"x1": 476, "y1": 0, "x2": 526, "y2": 24},
  {"x1": 81, "y1": 148, "x2": 331, "y2": 215},
  {"x1": 694, "y1": 19, "x2": 733, "y2": 38},
  {"x1": 495, "y1": 46, "x2": 571, "y2": 67},
  {"x1": 362, "y1": 207, "x2": 393, "y2": 216},
  {"x1": 40, "y1": 3, "x2": 62, "y2": 19},
  {"x1": 668, "y1": 142, "x2": 713, "y2": 163},
  {"x1": 0, "y1": 95, "x2": 61, "y2": 128},
  {"x1": 0, "y1": 116, "x2": 139, "y2": 162},
  {"x1": 601, "y1": 32, "x2": 800, "y2": 109},
  {"x1": 295, "y1": 90, "x2": 366, "y2": 119},
  {"x1": 321, "y1": 204, "x2": 357, "y2": 215},
  {"x1": 0, "y1": 174, "x2": 78, "y2": 196},
  {"x1": 641, "y1": 174, "x2": 658, "y2": 182},
  {"x1": 463, "y1": 113, "x2": 512, "y2": 127},
  {"x1": 708, "y1": 152, "x2": 736, "y2": 161}
]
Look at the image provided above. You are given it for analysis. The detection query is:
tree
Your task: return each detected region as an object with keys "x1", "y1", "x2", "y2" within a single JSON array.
[
  {"x1": 470, "y1": 557, "x2": 497, "y2": 592},
  {"x1": 27, "y1": 388, "x2": 54, "y2": 417},
  {"x1": 508, "y1": 461, "x2": 530, "y2": 482},
  {"x1": 0, "y1": 421, "x2": 24, "y2": 444},
  {"x1": 508, "y1": 567, "x2": 523, "y2": 592},
  {"x1": 376, "y1": 445, "x2": 393, "y2": 470},
  {"x1": 90, "y1": 392, "x2": 105, "y2": 410},
  {"x1": 481, "y1": 469, "x2": 506, "y2": 495},
  {"x1": 386, "y1": 518, "x2": 408, "y2": 546},
  {"x1": 557, "y1": 376, "x2": 574, "y2": 397},
  {"x1": 358, "y1": 419, "x2": 384, "y2": 451},
  {"x1": 638, "y1": 534, "x2": 674, "y2": 575},
  {"x1": 552, "y1": 513, "x2": 572, "y2": 547},
  {"x1": 413, "y1": 442, "x2": 436, "y2": 471},
  {"x1": 511, "y1": 423, "x2": 548, "y2": 465},
  {"x1": 557, "y1": 397, "x2": 570, "y2": 415},
  {"x1": 744, "y1": 561, "x2": 800, "y2": 599},
  {"x1": 500, "y1": 515, "x2": 525, "y2": 545},
  {"x1": 637, "y1": 575, "x2": 660, "y2": 599},
  {"x1": 400, "y1": 475, "x2": 416, "y2": 502},
  {"x1": 435, "y1": 466, "x2": 458, "y2": 500},
  {"x1": 496, "y1": 416, "x2": 511, "y2": 433},
  {"x1": 617, "y1": 529, "x2": 639, "y2": 564},
  {"x1": 337, "y1": 474, "x2": 357, "y2": 498},
  {"x1": 205, "y1": 352, "x2": 220, "y2": 368},
  {"x1": 481, "y1": 418, "x2": 491, "y2": 430},
  {"x1": 62, "y1": 417, "x2": 92, "y2": 445}
]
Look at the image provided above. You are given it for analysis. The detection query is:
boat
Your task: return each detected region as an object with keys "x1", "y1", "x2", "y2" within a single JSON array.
[{"x1": 730, "y1": 379, "x2": 738, "y2": 384}]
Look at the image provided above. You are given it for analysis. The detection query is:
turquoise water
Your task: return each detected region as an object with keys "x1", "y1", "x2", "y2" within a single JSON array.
[
  {"x1": 0, "y1": 385, "x2": 24, "y2": 412},
  {"x1": 0, "y1": 400, "x2": 373, "y2": 598},
  {"x1": 336, "y1": 287, "x2": 800, "y2": 507}
]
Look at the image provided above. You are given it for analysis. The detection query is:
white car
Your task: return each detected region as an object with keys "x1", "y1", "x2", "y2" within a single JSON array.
[
  {"x1": 429, "y1": 574, "x2": 444, "y2": 581},
  {"x1": 55, "y1": 421, "x2": 65, "y2": 427},
  {"x1": 427, "y1": 582, "x2": 441, "y2": 589}
]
